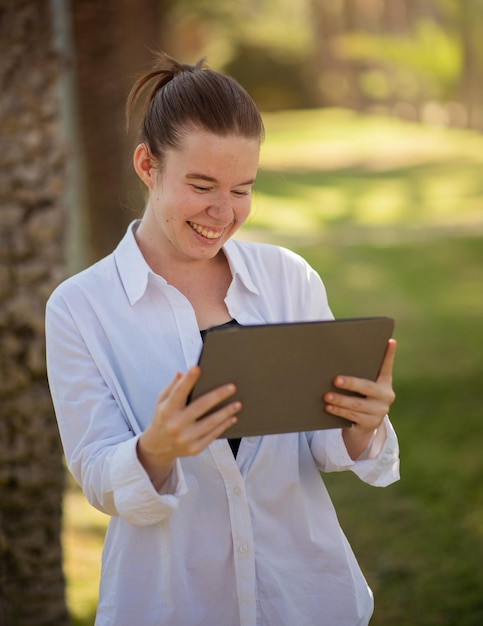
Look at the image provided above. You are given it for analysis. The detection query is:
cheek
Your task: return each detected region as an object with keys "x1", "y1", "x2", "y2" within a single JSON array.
[{"x1": 236, "y1": 200, "x2": 251, "y2": 222}]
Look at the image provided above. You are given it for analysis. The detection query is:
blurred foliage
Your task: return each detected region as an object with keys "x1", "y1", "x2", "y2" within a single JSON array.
[
  {"x1": 339, "y1": 19, "x2": 462, "y2": 101},
  {"x1": 162, "y1": 0, "x2": 316, "y2": 110},
  {"x1": 162, "y1": 0, "x2": 312, "y2": 64},
  {"x1": 160, "y1": 0, "x2": 483, "y2": 128},
  {"x1": 224, "y1": 43, "x2": 315, "y2": 111}
]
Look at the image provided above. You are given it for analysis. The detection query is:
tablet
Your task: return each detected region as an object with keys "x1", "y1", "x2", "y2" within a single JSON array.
[{"x1": 189, "y1": 316, "x2": 394, "y2": 438}]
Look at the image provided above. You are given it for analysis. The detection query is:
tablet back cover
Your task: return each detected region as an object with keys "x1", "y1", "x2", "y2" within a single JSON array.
[{"x1": 190, "y1": 316, "x2": 394, "y2": 438}]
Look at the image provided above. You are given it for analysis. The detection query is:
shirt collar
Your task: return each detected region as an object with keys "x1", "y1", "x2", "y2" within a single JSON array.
[
  {"x1": 114, "y1": 220, "x2": 161, "y2": 305},
  {"x1": 114, "y1": 222, "x2": 259, "y2": 305},
  {"x1": 223, "y1": 239, "x2": 260, "y2": 296}
]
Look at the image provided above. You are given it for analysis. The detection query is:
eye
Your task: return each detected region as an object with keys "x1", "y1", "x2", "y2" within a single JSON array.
[
  {"x1": 232, "y1": 189, "x2": 251, "y2": 197},
  {"x1": 190, "y1": 184, "x2": 212, "y2": 193}
]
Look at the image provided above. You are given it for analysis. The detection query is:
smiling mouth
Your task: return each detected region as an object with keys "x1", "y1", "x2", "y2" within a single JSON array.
[{"x1": 188, "y1": 221, "x2": 224, "y2": 240}]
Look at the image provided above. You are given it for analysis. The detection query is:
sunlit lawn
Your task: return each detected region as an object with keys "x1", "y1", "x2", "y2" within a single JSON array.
[
  {"x1": 63, "y1": 108, "x2": 483, "y2": 625},
  {"x1": 62, "y1": 477, "x2": 105, "y2": 626}
]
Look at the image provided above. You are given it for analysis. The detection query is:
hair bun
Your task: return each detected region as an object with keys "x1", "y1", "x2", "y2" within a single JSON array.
[
  {"x1": 126, "y1": 52, "x2": 207, "y2": 129},
  {"x1": 126, "y1": 49, "x2": 263, "y2": 160}
]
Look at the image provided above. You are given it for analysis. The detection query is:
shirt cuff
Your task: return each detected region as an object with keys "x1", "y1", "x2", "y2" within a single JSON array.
[
  {"x1": 110, "y1": 436, "x2": 188, "y2": 526},
  {"x1": 350, "y1": 415, "x2": 400, "y2": 486},
  {"x1": 314, "y1": 416, "x2": 400, "y2": 487}
]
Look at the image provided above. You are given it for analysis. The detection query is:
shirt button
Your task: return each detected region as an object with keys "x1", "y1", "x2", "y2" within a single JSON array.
[
  {"x1": 239, "y1": 545, "x2": 248, "y2": 553},
  {"x1": 233, "y1": 486, "x2": 241, "y2": 495}
]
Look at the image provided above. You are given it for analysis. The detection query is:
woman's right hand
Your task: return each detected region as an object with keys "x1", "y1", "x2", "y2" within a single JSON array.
[{"x1": 137, "y1": 366, "x2": 240, "y2": 490}]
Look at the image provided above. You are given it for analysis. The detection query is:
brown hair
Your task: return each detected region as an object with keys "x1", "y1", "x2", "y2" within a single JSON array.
[{"x1": 126, "y1": 52, "x2": 264, "y2": 166}]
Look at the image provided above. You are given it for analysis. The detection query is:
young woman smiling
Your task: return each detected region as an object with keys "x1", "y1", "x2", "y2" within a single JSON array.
[{"x1": 46, "y1": 52, "x2": 399, "y2": 626}]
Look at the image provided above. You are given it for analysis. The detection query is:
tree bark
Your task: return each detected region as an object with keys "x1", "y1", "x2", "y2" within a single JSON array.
[
  {"x1": 0, "y1": 0, "x2": 70, "y2": 624},
  {"x1": 70, "y1": 0, "x2": 164, "y2": 266}
]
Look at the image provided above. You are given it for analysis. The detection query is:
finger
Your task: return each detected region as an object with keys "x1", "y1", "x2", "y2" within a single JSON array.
[
  {"x1": 173, "y1": 367, "x2": 238, "y2": 412},
  {"x1": 327, "y1": 376, "x2": 395, "y2": 411},
  {"x1": 378, "y1": 338, "x2": 397, "y2": 381},
  {"x1": 196, "y1": 399, "x2": 241, "y2": 432},
  {"x1": 332, "y1": 374, "x2": 371, "y2": 398},
  {"x1": 156, "y1": 371, "x2": 183, "y2": 403},
  {"x1": 324, "y1": 395, "x2": 384, "y2": 430},
  {"x1": 177, "y1": 401, "x2": 241, "y2": 456},
  {"x1": 192, "y1": 402, "x2": 241, "y2": 446},
  {"x1": 193, "y1": 415, "x2": 239, "y2": 453},
  {"x1": 156, "y1": 366, "x2": 203, "y2": 413},
  {"x1": 172, "y1": 366, "x2": 202, "y2": 399},
  {"x1": 187, "y1": 382, "x2": 237, "y2": 422},
  {"x1": 159, "y1": 377, "x2": 238, "y2": 436},
  {"x1": 332, "y1": 338, "x2": 397, "y2": 397},
  {"x1": 326, "y1": 374, "x2": 395, "y2": 427},
  {"x1": 325, "y1": 389, "x2": 380, "y2": 417}
]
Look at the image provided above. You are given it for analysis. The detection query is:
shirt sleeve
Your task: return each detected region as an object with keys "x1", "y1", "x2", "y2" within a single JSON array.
[
  {"x1": 45, "y1": 290, "x2": 188, "y2": 526},
  {"x1": 110, "y1": 438, "x2": 188, "y2": 525},
  {"x1": 306, "y1": 416, "x2": 400, "y2": 487}
]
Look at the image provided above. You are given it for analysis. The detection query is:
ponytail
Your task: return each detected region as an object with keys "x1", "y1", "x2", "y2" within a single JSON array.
[{"x1": 126, "y1": 51, "x2": 264, "y2": 166}]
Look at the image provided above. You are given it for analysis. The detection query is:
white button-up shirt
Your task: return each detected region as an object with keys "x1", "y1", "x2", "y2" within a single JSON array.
[{"x1": 46, "y1": 222, "x2": 399, "y2": 626}]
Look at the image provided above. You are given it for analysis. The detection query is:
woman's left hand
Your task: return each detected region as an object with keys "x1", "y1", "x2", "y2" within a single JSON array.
[{"x1": 324, "y1": 338, "x2": 397, "y2": 459}]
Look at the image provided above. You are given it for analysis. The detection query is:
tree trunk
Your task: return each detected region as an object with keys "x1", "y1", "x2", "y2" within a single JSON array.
[
  {"x1": 309, "y1": 0, "x2": 365, "y2": 109},
  {"x1": 70, "y1": 0, "x2": 164, "y2": 266},
  {"x1": 459, "y1": 0, "x2": 483, "y2": 130},
  {"x1": 0, "y1": 1, "x2": 70, "y2": 624}
]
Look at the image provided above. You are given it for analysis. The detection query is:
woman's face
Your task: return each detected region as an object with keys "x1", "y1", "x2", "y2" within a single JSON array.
[{"x1": 134, "y1": 130, "x2": 260, "y2": 268}]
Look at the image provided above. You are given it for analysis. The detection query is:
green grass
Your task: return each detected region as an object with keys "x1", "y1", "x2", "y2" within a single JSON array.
[{"x1": 63, "y1": 108, "x2": 483, "y2": 625}]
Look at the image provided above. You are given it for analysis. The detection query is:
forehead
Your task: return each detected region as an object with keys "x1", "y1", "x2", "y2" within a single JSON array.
[{"x1": 166, "y1": 130, "x2": 260, "y2": 177}]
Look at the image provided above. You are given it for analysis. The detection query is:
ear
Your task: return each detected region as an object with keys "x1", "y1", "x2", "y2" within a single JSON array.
[{"x1": 133, "y1": 143, "x2": 157, "y2": 189}]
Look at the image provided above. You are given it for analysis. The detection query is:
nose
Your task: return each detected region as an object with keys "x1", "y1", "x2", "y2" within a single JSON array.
[{"x1": 206, "y1": 192, "x2": 234, "y2": 222}]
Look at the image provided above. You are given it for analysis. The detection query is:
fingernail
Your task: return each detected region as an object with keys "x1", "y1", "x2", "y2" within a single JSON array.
[{"x1": 336, "y1": 377, "x2": 345, "y2": 387}]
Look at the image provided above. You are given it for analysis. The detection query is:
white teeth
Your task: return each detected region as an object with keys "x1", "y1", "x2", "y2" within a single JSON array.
[{"x1": 188, "y1": 222, "x2": 222, "y2": 239}]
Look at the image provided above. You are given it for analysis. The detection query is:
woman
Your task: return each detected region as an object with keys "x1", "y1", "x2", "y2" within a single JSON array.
[{"x1": 46, "y1": 52, "x2": 399, "y2": 626}]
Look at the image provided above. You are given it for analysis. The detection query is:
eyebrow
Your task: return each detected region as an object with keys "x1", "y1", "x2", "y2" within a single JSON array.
[{"x1": 186, "y1": 173, "x2": 256, "y2": 186}]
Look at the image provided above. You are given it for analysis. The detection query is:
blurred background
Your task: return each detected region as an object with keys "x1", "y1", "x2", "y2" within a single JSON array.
[{"x1": 1, "y1": 1, "x2": 482, "y2": 625}]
